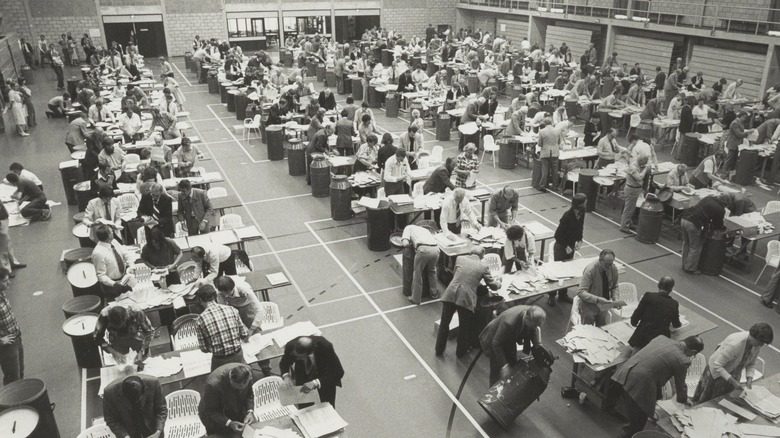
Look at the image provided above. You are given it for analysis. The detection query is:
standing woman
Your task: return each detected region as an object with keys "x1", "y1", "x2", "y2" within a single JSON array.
[
  {"x1": 18, "y1": 78, "x2": 35, "y2": 128},
  {"x1": 548, "y1": 193, "x2": 586, "y2": 306},
  {"x1": 50, "y1": 44, "x2": 65, "y2": 90},
  {"x1": 6, "y1": 82, "x2": 29, "y2": 137}
]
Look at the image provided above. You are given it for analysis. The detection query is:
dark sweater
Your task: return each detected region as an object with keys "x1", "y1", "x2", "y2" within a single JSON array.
[{"x1": 554, "y1": 209, "x2": 584, "y2": 247}]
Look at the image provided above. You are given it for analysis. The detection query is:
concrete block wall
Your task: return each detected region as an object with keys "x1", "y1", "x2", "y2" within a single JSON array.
[
  {"x1": 455, "y1": 10, "x2": 497, "y2": 35},
  {"x1": 165, "y1": 13, "x2": 228, "y2": 55},
  {"x1": 29, "y1": 16, "x2": 102, "y2": 51},
  {"x1": 99, "y1": 0, "x2": 162, "y2": 5},
  {"x1": 382, "y1": 0, "x2": 458, "y2": 38},
  {"x1": 0, "y1": 0, "x2": 33, "y2": 42}
]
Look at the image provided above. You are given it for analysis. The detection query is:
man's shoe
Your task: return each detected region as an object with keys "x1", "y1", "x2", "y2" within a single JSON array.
[
  {"x1": 761, "y1": 299, "x2": 774, "y2": 309},
  {"x1": 619, "y1": 227, "x2": 632, "y2": 234},
  {"x1": 11, "y1": 263, "x2": 26, "y2": 269},
  {"x1": 547, "y1": 295, "x2": 556, "y2": 306}
]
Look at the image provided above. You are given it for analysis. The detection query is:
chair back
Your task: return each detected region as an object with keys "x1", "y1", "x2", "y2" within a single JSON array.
[
  {"x1": 136, "y1": 227, "x2": 148, "y2": 247},
  {"x1": 164, "y1": 389, "x2": 206, "y2": 438},
  {"x1": 630, "y1": 113, "x2": 641, "y2": 128},
  {"x1": 117, "y1": 193, "x2": 139, "y2": 214},
  {"x1": 417, "y1": 154, "x2": 430, "y2": 169},
  {"x1": 764, "y1": 200, "x2": 780, "y2": 216},
  {"x1": 431, "y1": 145, "x2": 444, "y2": 163},
  {"x1": 207, "y1": 186, "x2": 228, "y2": 199},
  {"x1": 483, "y1": 253, "x2": 502, "y2": 278},
  {"x1": 768, "y1": 240, "x2": 780, "y2": 264},
  {"x1": 177, "y1": 261, "x2": 201, "y2": 285},
  {"x1": 377, "y1": 187, "x2": 386, "y2": 199},
  {"x1": 171, "y1": 314, "x2": 200, "y2": 351},
  {"x1": 77, "y1": 424, "x2": 116, "y2": 438},
  {"x1": 128, "y1": 264, "x2": 152, "y2": 284},
  {"x1": 483, "y1": 134, "x2": 499, "y2": 151},
  {"x1": 243, "y1": 118, "x2": 253, "y2": 127},
  {"x1": 219, "y1": 213, "x2": 244, "y2": 230},
  {"x1": 254, "y1": 301, "x2": 284, "y2": 331},
  {"x1": 615, "y1": 282, "x2": 638, "y2": 304},
  {"x1": 252, "y1": 376, "x2": 297, "y2": 421},
  {"x1": 412, "y1": 181, "x2": 425, "y2": 199}
]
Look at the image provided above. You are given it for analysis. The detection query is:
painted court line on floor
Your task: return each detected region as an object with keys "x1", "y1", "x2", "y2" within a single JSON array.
[
  {"x1": 248, "y1": 235, "x2": 367, "y2": 259},
  {"x1": 171, "y1": 61, "x2": 192, "y2": 87},
  {"x1": 304, "y1": 222, "x2": 490, "y2": 437},
  {"x1": 205, "y1": 104, "x2": 266, "y2": 163},
  {"x1": 243, "y1": 193, "x2": 311, "y2": 205}
]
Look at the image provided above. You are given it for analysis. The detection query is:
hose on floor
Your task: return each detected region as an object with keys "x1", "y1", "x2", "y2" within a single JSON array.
[{"x1": 445, "y1": 350, "x2": 483, "y2": 438}]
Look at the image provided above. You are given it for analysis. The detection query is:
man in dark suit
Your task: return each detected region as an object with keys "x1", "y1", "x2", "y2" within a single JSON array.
[
  {"x1": 280, "y1": 336, "x2": 344, "y2": 407},
  {"x1": 459, "y1": 96, "x2": 484, "y2": 150},
  {"x1": 20, "y1": 39, "x2": 34, "y2": 68},
  {"x1": 177, "y1": 179, "x2": 212, "y2": 235},
  {"x1": 609, "y1": 336, "x2": 702, "y2": 437},
  {"x1": 397, "y1": 69, "x2": 415, "y2": 92},
  {"x1": 199, "y1": 363, "x2": 261, "y2": 437},
  {"x1": 628, "y1": 276, "x2": 682, "y2": 351},
  {"x1": 479, "y1": 305, "x2": 546, "y2": 385},
  {"x1": 103, "y1": 375, "x2": 167, "y2": 438},
  {"x1": 306, "y1": 124, "x2": 333, "y2": 185},
  {"x1": 137, "y1": 183, "x2": 174, "y2": 237}
]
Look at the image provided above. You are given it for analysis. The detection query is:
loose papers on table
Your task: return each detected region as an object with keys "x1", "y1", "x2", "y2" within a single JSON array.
[
  {"x1": 742, "y1": 386, "x2": 780, "y2": 420},
  {"x1": 670, "y1": 407, "x2": 740, "y2": 438},
  {"x1": 291, "y1": 403, "x2": 348, "y2": 438},
  {"x1": 559, "y1": 324, "x2": 623, "y2": 366}
]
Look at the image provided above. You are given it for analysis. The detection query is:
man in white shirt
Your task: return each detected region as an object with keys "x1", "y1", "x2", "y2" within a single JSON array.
[
  {"x1": 8, "y1": 163, "x2": 42, "y2": 190},
  {"x1": 627, "y1": 134, "x2": 658, "y2": 167},
  {"x1": 383, "y1": 149, "x2": 412, "y2": 195},
  {"x1": 88, "y1": 98, "x2": 114, "y2": 123},
  {"x1": 411, "y1": 66, "x2": 429, "y2": 88},
  {"x1": 117, "y1": 107, "x2": 142, "y2": 142},
  {"x1": 83, "y1": 186, "x2": 123, "y2": 243},
  {"x1": 192, "y1": 244, "x2": 235, "y2": 285},
  {"x1": 440, "y1": 188, "x2": 479, "y2": 235},
  {"x1": 92, "y1": 225, "x2": 135, "y2": 298},
  {"x1": 723, "y1": 79, "x2": 743, "y2": 99},
  {"x1": 401, "y1": 224, "x2": 440, "y2": 304},
  {"x1": 666, "y1": 94, "x2": 682, "y2": 120}
]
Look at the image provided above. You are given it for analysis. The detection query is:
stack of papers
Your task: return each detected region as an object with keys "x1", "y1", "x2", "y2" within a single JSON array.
[
  {"x1": 291, "y1": 403, "x2": 348, "y2": 438},
  {"x1": 434, "y1": 233, "x2": 468, "y2": 248},
  {"x1": 741, "y1": 386, "x2": 780, "y2": 420},
  {"x1": 739, "y1": 424, "x2": 780, "y2": 437},
  {"x1": 143, "y1": 356, "x2": 183, "y2": 378},
  {"x1": 180, "y1": 350, "x2": 213, "y2": 378},
  {"x1": 270, "y1": 321, "x2": 321, "y2": 348},
  {"x1": 670, "y1": 407, "x2": 740, "y2": 437},
  {"x1": 349, "y1": 172, "x2": 380, "y2": 187},
  {"x1": 559, "y1": 325, "x2": 623, "y2": 366},
  {"x1": 242, "y1": 333, "x2": 274, "y2": 361},
  {"x1": 387, "y1": 194, "x2": 413, "y2": 205},
  {"x1": 357, "y1": 196, "x2": 381, "y2": 209},
  {"x1": 244, "y1": 425, "x2": 300, "y2": 438},
  {"x1": 266, "y1": 272, "x2": 289, "y2": 286},
  {"x1": 412, "y1": 193, "x2": 444, "y2": 210}
]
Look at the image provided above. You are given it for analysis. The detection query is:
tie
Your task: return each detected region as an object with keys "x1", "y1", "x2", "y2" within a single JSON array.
[
  {"x1": 152, "y1": 199, "x2": 160, "y2": 220},
  {"x1": 600, "y1": 268, "x2": 610, "y2": 299},
  {"x1": 112, "y1": 245, "x2": 125, "y2": 276},
  {"x1": 104, "y1": 201, "x2": 111, "y2": 220},
  {"x1": 455, "y1": 203, "x2": 461, "y2": 222}
]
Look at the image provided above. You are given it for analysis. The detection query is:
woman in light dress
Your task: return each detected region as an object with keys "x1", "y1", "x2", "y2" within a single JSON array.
[{"x1": 6, "y1": 81, "x2": 29, "y2": 136}]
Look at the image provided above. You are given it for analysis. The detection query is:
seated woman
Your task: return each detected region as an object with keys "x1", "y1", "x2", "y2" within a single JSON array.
[
  {"x1": 141, "y1": 226, "x2": 183, "y2": 284},
  {"x1": 503, "y1": 225, "x2": 535, "y2": 273}
]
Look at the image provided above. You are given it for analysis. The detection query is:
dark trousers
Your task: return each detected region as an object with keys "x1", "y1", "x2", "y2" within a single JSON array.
[
  {"x1": 549, "y1": 242, "x2": 574, "y2": 299},
  {"x1": 724, "y1": 148, "x2": 738, "y2": 174},
  {"x1": 536, "y1": 157, "x2": 559, "y2": 189},
  {"x1": 619, "y1": 387, "x2": 649, "y2": 437},
  {"x1": 23, "y1": 52, "x2": 34, "y2": 68},
  {"x1": 219, "y1": 252, "x2": 237, "y2": 276},
  {"x1": 435, "y1": 301, "x2": 476, "y2": 356},
  {"x1": 0, "y1": 335, "x2": 23, "y2": 385},
  {"x1": 48, "y1": 103, "x2": 66, "y2": 118},
  {"x1": 210, "y1": 349, "x2": 246, "y2": 371},
  {"x1": 20, "y1": 197, "x2": 48, "y2": 221},
  {"x1": 52, "y1": 64, "x2": 64, "y2": 89},
  {"x1": 761, "y1": 266, "x2": 780, "y2": 314},
  {"x1": 446, "y1": 222, "x2": 461, "y2": 235}
]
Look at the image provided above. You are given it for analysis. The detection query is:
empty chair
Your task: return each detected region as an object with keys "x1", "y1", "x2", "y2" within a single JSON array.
[
  {"x1": 741, "y1": 356, "x2": 765, "y2": 383},
  {"x1": 253, "y1": 301, "x2": 284, "y2": 331},
  {"x1": 481, "y1": 134, "x2": 500, "y2": 168},
  {"x1": 626, "y1": 113, "x2": 641, "y2": 139},
  {"x1": 219, "y1": 213, "x2": 244, "y2": 230},
  {"x1": 429, "y1": 145, "x2": 444, "y2": 166},
  {"x1": 243, "y1": 117, "x2": 259, "y2": 141},
  {"x1": 763, "y1": 200, "x2": 780, "y2": 216},
  {"x1": 122, "y1": 154, "x2": 141, "y2": 173},
  {"x1": 77, "y1": 424, "x2": 116, "y2": 438},
  {"x1": 171, "y1": 314, "x2": 200, "y2": 351},
  {"x1": 411, "y1": 181, "x2": 425, "y2": 199},
  {"x1": 756, "y1": 240, "x2": 780, "y2": 284},
  {"x1": 252, "y1": 376, "x2": 298, "y2": 422},
  {"x1": 163, "y1": 389, "x2": 206, "y2": 438}
]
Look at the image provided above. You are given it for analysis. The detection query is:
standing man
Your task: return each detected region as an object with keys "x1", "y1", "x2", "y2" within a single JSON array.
[
  {"x1": 137, "y1": 183, "x2": 174, "y2": 238},
  {"x1": 487, "y1": 186, "x2": 519, "y2": 228},
  {"x1": 454, "y1": 143, "x2": 480, "y2": 188},
  {"x1": 401, "y1": 224, "x2": 440, "y2": 305},
  {"x1": 423, "y1": 157, "x2": 456, "y2": 194},
  {"x1": 19, "y1": 39, "x2": 34, "y2": 68},
  {"x1": 177, "y1": 179, "x2": 212, "y2": 235},
  {"x1": 723, "y1": 111, "x2": 752, "y2": 175},
  {"x1": 435, "y1": 247, "x2": 501, "y2": 357},
  {"x1": 306, "y1": 124, "x2": 333, "y2": 185},
  {"x1": 549, "y1": 194, "x2": 587, "y2": 305},
  {"x1": 680, "y1": 195, "x2": 727, "y2": 274},
  {"x1": 426, "y1": 24, "x2": 437, "y2": 43},
  {"x1": 194, "y1": 285, "x2": 249, "y2": 370},
  {"x1": 64, "y1": 111, "x2": 92, "y2": 153},
  {"x1": 663, "y1": 69, "x2": 680, "y2": 111},
  {"x1": 440, "y1": 188, "x2": 480, "y2": 235},
  {"x1": 279, "y1": 336, "x2": 345, "y2": 407},
  {"x1": 479, "y1": 305, "x2": 546, "y2": 385},
  {"x1": 576, "y1": 249, "x2": 626, "y2": 326},
  {"x1": 609, "y1": 336, "x2": 703, "y2": 437},
  {"x1": 199, "y1": 363, "x2": 260, "y2": 437},
  {"x1": 192, "y1": 244, "x2": 236, "y2": 284},
  {"x1": 690, "y1": 150, "x2": 727, "y2": 188},
  {"x1": 619, "y1": 156, "x2": 650, "y2": 233},
  {"x1": 628, "y1": 276, "x2": 682, "y2": 351},
  {"x1": 535, "y1": 118, "x2": 560, "y2": 192},
  {"x1": 37, "y1": 35, "x2": 48, "y2": 66},
  {"x1": 103, "y1": 375, "x2": 167, "y2": 438},
  {"x1": 0, "y1": 269, "x2": 22, "y2": 385}
]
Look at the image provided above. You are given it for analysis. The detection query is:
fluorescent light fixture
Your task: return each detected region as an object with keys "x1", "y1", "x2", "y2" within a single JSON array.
[
  {"x1": 632, "y1": 16, "x2": 650, "y2": 22},
  {"x1": 769, "y1": 30, "x2": 780, "y2": 36},
  {"x1": 615, "y1": 14, "x2": 628, "y2": 19},
  {"x1": 551, "y1": 7, "x2": 564, "y2": 13},
  {"x1": 537, "y1": 7, "x2": 548, "y2": 12}
]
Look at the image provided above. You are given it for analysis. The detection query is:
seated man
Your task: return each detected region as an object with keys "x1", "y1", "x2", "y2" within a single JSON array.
[
  {"x1": 98, "y1": 140, "x2": 131, "y2": 182},
  {"x1": 103, "y1": 375, "x2": 166, "y2": 438},
  {"x1": 83, "y1": 186, "x2": 122, "y2": 243},
  {"x1": 88, "y1": 97, "x2": 114, "y2": 123},
  {"x1": 177, "y1": 179, "x2": 212, "y2": 235},
  {"x1": 5, "y1": 173, "x2": 50, "y2": 221},
  {"x1": 118, "y1": 105, "x2": 143, "y2": 143},
  {"x1": 92, "y1": 225, "x2": 135, "y2": 298}
]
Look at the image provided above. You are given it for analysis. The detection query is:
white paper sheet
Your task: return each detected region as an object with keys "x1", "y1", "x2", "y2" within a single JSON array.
[{"x1": 179, "y1": 350, "x2": 213, "y2": 378}]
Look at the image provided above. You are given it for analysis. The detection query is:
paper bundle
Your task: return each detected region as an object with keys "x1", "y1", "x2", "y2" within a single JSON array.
[
  {"x1": 143, "y1": 356, "x2": 183, "y2": 378},
  {"x1": 742, "y1": 386, "x2": 780, "y2": 420},
  {"x1": 559, "y1": 325, "x2": 623, "y2": 366},
  {"x1": 670, "y1": 407, "x2": 740, "y2": 438},
  {"x1": 291, "y1": 403, "x2": 348, "y2": 438}
]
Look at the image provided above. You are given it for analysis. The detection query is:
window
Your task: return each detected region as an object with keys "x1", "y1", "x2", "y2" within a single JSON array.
[
  {"x1": 283, "y1": 17, "x2": 298, "y2": 33},
  {"x1": 251, "y1": 18, "x2": 265, "y2": 35},
  {"x1": 265, "y1": 17, "x2": 279, "y2": 34}
]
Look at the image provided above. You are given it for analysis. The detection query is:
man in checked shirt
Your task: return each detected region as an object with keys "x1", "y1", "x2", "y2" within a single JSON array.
[
  {"x1": 0, "y1": 268, "x2": 23, "y2": 384},
  {"x1": 195, "y1": 285, "x2": 250, "y2": 371}
]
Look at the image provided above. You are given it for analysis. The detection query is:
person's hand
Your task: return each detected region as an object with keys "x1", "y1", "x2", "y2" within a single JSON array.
[
  {"x1": 198, "y1": 219, "x2": 209, "y2": 233},
  {"x1": 302, "y1": 380, "x2": 320, "y2": 393},
  {"x1": 243, "y1": 411, "x2": 256, "y2": 425},
  {"x1": 228, "y1": 420, "x2": 244, "y2": 432},
  {"x1": 0, "y1": 334, "x2": 16, "y2": 345},
  {"x1": 282, "y1": 373, "x2": 293, "y2": 386}
]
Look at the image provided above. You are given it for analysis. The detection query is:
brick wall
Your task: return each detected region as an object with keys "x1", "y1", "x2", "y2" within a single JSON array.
[
  {"x1": 29, "y1": 15, "x2": 102, "y2": 57},
  {"x1": 0, "y1": 0, "x2": 33, "y2": 42},
  {"x1": 165, "y1": 13, "x2": 227, "y2": 55},
  {"x1": 165, "y1": 0, "x2": 223, "y2": 14},
  {"x1": 382, "y1": 0, "x2": 457, "y2": 38},
  {"x1": 28, "y1": 0, "x2": 97, "y2": 17},
  {"x1": 454, "y1": 10, "x2": 497, "y2": 35},
  {"x1": 100, "y1": 0, "x2": 161, "y2": 5}
]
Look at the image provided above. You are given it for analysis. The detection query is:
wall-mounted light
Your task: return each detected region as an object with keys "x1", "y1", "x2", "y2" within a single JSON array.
[
  {"x1": 550, "y1": 8, "x2": 564, "y2": 13},
  {"x1": 615, "y1": 14, "x2": 628, "y2": 20}
]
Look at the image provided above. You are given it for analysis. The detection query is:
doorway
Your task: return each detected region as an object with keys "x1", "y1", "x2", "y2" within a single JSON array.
[
  {"x1": 334, "y1": 15, "x2": 380, "y2": 42},
  {"x1": 103, "y1": 16, "x2": 167, "y2": 57}
]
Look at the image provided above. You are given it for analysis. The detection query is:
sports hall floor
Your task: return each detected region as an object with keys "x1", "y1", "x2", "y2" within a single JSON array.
[{"x1": 5, "y1": 56, "x2": 780, "y2": 438}]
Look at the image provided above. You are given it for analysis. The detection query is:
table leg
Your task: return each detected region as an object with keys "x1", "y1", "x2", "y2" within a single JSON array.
[
  {"x1": 539, "y1": 240, "x2": 547, "y2": 261},
  {"x1": 261, "y1": 289, "x2": 270, "y2": 301}
]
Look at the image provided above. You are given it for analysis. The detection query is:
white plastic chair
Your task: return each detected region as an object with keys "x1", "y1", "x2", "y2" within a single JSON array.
[
  {"x1": 129, "y1": 264, "x2": 152, "y2": 284},
  {"x1": 429, "y1": 145, "x2": 444, "y2": 166},
  {"x1": 136, "y1": 227, "x2": 147, "y2": 247},
  {"x1": 412, "y1": 181, "x2": 425, "y2": 199},
  {"x1": 117, "y1": 193, "x2": 139, "y2": 216},
  {"x1": 171, "y1": 314, "x2": 200, "y2": 351},
  {"x1": 480, "y1": 135, "x2": 500, "y2": 168},
  {"x1": 77, "y1": 424, "x2": 116, "y2": 438},
  {"x1": 252, "y1": 376, "x2": 298, "y2": 422},
  {"x1": 377, "y1": 187, "x2": 386, "y2": 199},
  {"x1": 661, "y1": 352, "x2": 706, "y2": 399},
  {"x1": 756, "y1": 240, "x2": 780, "y2": 284},
  {"x1": 177, "y1": 261, "x2": 201, "y2": 285},
  {"x1": 123, "y1": 154, "x2": 141, "y2": 172},
  {"x1": 244, "y1": 116, "x2": 261, "y2": 141},
  {"x1": 417, "y1": 154, "x2": 431, "y2": 169},
  {"x1": 565, "y1": 295, "x2": 583, "y2": 333},
  {"x1": 164, "y1": 389, "x2": 206, "y2": 438},
  {"x1": 483, "y1": 253, "x2": 503, "y2": 278},
  {"x1": 207, "y1": 186, "x2": 228, "y2": 199},
  {"x1": 567, "y1": 170, "x2": 580, "y2": 194},
  {"x1": 609, "y1": 282, "x2": 639, "y2": 322},
  {"x1": 219, "y1": 213, "x2": 244, "y2": 230},
  {"x1": 626, "y1": 113, "x2": 641, "y2": 139},
  {"x1": 763, "y1": 201, "x2": 780, "y2": 216},
  {"x1": 253, "y1": 301, "x2": 284, "y2": 331}
]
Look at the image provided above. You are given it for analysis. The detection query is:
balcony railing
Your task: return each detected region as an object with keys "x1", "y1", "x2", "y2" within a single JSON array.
[{"x1": 458, "y1": 0, "x2": 780, "y2": 36}]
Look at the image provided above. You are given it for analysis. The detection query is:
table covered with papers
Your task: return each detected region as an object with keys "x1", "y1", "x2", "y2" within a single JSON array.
[{"x1": 246, "y1": 403, "x2": 347, "y2": 438}]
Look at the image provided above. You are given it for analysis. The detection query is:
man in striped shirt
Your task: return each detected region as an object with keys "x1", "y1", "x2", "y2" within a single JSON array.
[
  {"x1": 0, "y1": 269, "x2": 22, "y2": 384},
  {"x1": 195, "y1": 285, "x2": 249, "y2": 371}
]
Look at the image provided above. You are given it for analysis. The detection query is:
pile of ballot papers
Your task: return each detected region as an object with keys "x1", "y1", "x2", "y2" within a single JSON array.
[
  {"x1": 670, "y1": 407, "x2": 740, "y2": 437},
  {"x1": 465, "y1": 226, "x2": 506, "y2": 249},
  {"x1": 348, "y1": 171, "x2": 380, "y2": 187},
  {"x1": 291, "y1": 403, "x2": 348, "y2": 438},
  {"x1": 559, "y1": 325, "x2": 623, "y2": 366},
  {"x1": 742, "y1": 386, "x2": 780, "y2": 420}
]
